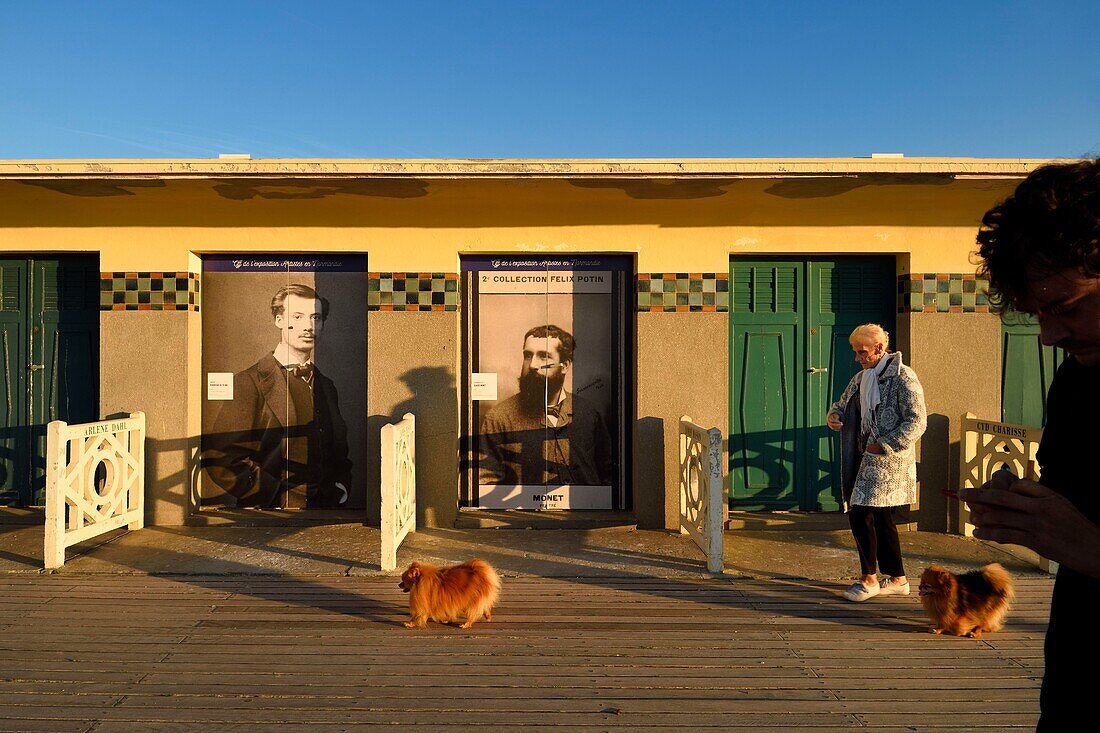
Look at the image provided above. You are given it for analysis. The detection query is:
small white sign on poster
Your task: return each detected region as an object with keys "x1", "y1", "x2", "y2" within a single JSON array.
[
  {"x1": 477, "y1": 485, "x2": 613, "y2": 510},
  {"x1": 207, "y1": 372, "x2": 234, "y2": 401},
  {"x1": 471, "y1": 372, "x2": 498, "y2": 401}
]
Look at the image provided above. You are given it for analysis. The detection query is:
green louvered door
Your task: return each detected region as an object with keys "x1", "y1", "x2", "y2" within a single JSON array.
[
  {"x1": 729, "y1": 260, "x2": 803, "y2": 509},
  {"x1": 805, "y1": 258, "x2": 897, "y2": 511},
  {"x1": 0, "y1": 260, "x2": 30, "y2": 504},
  {"x1": 0, "y1": 256, "x2": 98, "y2": 506},
  {"x1": 1001, "y1": 314, "x2": 1065, "y2": 427},
  {"x1": 730, "y1": 256, "x2": 895, "y2": 511}
]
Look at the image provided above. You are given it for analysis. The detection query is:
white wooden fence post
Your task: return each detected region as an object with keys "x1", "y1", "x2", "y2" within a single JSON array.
[
  {"x1": 679, "y1": 415, "x2": 725, "y2": 575},
  {"x1": 128, "y1": 412, "x2": 145, "y2": 530},
  {"x1": 679, "y1": 415, "x2": 691, "y2": 537},
  {"x1": 44, "y1": 419, "x2": 67, "y2": 571},
  {"x1": 958, "y1": 412, "x2": 1055, "y2": 573},
  {"x1": 706, "y1": 426, "x2": 724, "y2": 575},
  {"x1": 381, "y1": 419, "x2": 397, "y2": 572},
  {"x1": 381, "y1": 413, "x2": 416, "y2": 572},
  {"x1": 958, "y1": 412, "x2": 979, "y2": 537},
  {"x1": 41, "y1": 413, "x2": 147, "y2": 570}
]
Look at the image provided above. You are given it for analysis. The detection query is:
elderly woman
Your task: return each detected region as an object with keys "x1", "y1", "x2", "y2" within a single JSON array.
[{"x1": 826, "y1": 323, "x2": 927, "y2": 602}]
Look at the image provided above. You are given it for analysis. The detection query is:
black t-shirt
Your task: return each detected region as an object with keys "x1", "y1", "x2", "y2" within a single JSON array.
[{"x1": 1035, "y1": 355, "x2": 1100, "y2": 730}]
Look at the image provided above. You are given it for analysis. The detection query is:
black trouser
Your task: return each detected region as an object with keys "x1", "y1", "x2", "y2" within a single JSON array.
[{"x1": 848, "y1": 505, "x2": 905, "y2": 578}]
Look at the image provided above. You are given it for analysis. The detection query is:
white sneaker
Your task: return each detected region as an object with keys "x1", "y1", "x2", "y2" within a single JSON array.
[
  {"x1": 843, "y1": 581, "x2": 881, "y2": 602},
  {"x1": 878, "y1": 579, "x2": 911, "y2": 596}
]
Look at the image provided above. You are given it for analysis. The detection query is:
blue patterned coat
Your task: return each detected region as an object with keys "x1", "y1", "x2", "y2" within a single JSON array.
[{"x1": 828, "y1": 352, "x2": 927, "y2": 508}]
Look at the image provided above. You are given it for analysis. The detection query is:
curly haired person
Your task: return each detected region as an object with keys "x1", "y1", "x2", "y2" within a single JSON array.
[{"x1": 960, "y1": 158, "x2": 1100, "y2": 732}]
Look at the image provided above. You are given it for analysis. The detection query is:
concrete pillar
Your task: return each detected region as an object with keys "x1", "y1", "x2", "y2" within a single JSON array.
[
  {"x1": 366, "y1": 311, "x2": 459, "y2": 529},
  {"x1": 905, "y1": 312, "x2": 1001, "y2": 531},
  {"x1": 635, "y1": 312, "x2": 728, "y2": 530},
  {"x1": 99, "y1": 310, "x2": 201, "y2": 526}
]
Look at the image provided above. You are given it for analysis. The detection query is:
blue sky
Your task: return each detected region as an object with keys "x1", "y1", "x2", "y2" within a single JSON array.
[{"x1": 1, "y1": 1, "x2": 1096, "y2": 159}]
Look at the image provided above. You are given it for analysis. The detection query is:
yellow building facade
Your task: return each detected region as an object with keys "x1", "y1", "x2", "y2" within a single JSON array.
[{"x1": 0, "y1": 157, "x2": 1049, "y2": 532}]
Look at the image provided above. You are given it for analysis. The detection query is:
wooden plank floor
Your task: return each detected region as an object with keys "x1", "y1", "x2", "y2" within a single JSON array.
[{"x1": 0, "y1": 574, "x2": 1052, "y2": 731}]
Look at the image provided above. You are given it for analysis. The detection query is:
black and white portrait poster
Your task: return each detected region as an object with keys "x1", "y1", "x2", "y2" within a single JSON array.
[
  {"x1": 462, "y1": 256, "x2": 631, "y2": 510},
  {"x1": 200, "y1": 255, "x2": 367, "y2": 509}
]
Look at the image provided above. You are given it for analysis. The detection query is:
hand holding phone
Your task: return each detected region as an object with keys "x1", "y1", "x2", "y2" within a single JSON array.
[
  {"x1": 984, "y1": 467, "x2": 1020, "y2": 491},
  {"x1": 945, "y1": 467, "x2": 1018, "y2": 499}
]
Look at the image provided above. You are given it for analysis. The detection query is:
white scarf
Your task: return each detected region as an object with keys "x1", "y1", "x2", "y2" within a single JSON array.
[{"x1": 859, "y1": 353, "x2": 892, "y2": 431}]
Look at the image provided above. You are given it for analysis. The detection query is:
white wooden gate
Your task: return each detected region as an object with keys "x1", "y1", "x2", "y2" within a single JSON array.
[
  {"x1": 679, "y1": 415, "x2": 725, "y2": 574},
  {"x1": 44, "y1": 412, "x2": 145, "y2": 570},
  {"x1": 380, "y1": 412, "x2": 416, "y2": 572},
  {"x1": 959, "y1": 412, "x2": 1055, "y2": 573}
]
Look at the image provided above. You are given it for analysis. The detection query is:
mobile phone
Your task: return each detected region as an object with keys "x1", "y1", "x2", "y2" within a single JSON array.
[{"x1": 944, "y1": 468, "x2": 1019, "y2": 499}]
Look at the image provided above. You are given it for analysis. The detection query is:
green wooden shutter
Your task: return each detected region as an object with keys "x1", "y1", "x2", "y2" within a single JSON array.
[
  {"x1": 0, "y1": 260, "x2": 28, "y2": 505},
  {"x1": 805, "y1": 258, "x2": 896, "y2": 511},
  {"x1": 31, "y1": 257, "x2": 99, "y2": 423},
  {"x1": 731, "y1": 256, "x2": 896, "y2": 512},
  {"x1": 729, "y1": 260, "x2": 803, "y2": 510},
  {"x1": 29, "y1": 257, "x2": 100, "y2": 504},
  {"x1": 1001, "y1": 313, "x2": 1064, "y2": 427}
]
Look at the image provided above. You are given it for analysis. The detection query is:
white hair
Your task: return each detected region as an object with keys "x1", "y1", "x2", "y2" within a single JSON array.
[{"x1": 848, "y1": 323, "x2": 890, "y2": 349}]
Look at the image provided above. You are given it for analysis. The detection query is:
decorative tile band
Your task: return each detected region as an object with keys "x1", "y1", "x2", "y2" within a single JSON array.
[
  {"x1": 898, "y1": 274, "x2": 990, "y2": 313},
  {"x1": 100, "y1": 272, "x2": 200, "y2": 311},
  {"x1": 97, "y1": 271, "x2": 988, "y2": 314},
  {"x1": 637, "y1": 273, "x2": 729, "y2": 312},
  {"x1": 368, "y1": 272, "x2": 459, "y2": 311}
]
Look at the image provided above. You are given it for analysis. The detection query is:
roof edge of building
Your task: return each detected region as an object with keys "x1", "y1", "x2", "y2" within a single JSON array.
[{"x1": 0, "y1": 156, "x2": 1065, "y2": 180}]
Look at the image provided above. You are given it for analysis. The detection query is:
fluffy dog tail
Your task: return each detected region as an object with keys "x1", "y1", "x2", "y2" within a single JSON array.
[
  {"x1": 981, "y1": 563, "x2": 1015, "y2": 599},
  {"x1": 980, "y1": 562, "x2": 1015, "y2": 632},
  {"x1": 469, "y1": 559, "x2": 502, "y2": 605},
  {"x1": 463, "y1": 559, "x2": 501, "y2": 626}
]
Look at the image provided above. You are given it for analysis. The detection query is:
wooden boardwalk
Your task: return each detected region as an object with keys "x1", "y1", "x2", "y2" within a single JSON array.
[{"x1": 0, "y1": 573, "x2": 1052, "y2": 731}]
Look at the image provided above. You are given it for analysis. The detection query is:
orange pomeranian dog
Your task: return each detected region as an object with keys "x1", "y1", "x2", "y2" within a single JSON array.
[
  {"x1": 918, "y1": 563, "x2": 1014, "y2": 638},
  {"x1": 398, "y1": 559, "x2": 501, "y2": 629}
]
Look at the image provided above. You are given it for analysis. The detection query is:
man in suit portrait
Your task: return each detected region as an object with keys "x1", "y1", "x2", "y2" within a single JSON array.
[
  {"x1": 478, "y1": 323, "x2": 612, "y2": 488},
  {"x1": 207, "y1": 283, "x2": 352, "y2": 508}
]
